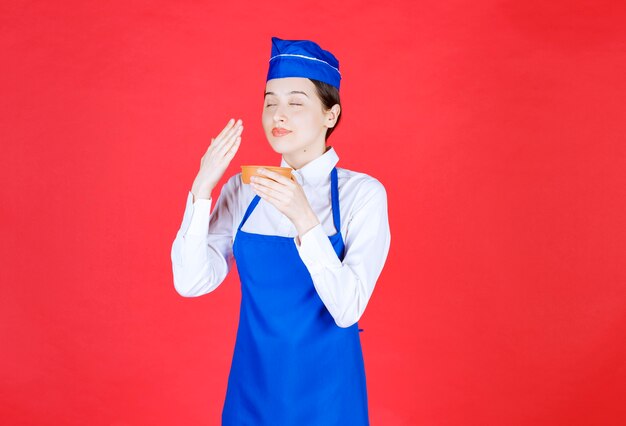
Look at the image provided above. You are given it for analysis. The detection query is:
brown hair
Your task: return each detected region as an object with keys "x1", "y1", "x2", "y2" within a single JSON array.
[{"x1": 309, "y1": 79, "x2": 341, "y2": 141}]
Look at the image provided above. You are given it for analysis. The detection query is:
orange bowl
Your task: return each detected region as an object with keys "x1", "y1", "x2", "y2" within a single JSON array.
[{"x1": 241, "y1": 165, "x2": 293, "y2": 184}]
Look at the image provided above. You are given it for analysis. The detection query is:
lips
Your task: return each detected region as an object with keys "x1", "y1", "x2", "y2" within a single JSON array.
[{"x1": 272, "y1": 127, "x2": 292, "y2": 137}]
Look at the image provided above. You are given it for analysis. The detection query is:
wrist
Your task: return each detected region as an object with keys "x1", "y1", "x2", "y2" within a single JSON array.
[
  {"x1": 192, "y1": 189, "x2": 212, "y2": 203},
  {"x1": 295, "y1": 211, "x2": 320, "y2": 239},
  {"x1": 191, "y1": 184, "x2": 214, "y2": 202}
]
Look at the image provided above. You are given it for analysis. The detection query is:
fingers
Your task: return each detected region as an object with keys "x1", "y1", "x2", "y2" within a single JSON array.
[
  {"x1": 222, "y1": 135, "x2": 241, "y2": 160},
  {"x1": 250, "y1": 180, "x2": 283, "y2": 204},
  {"x1": 215, "y1": 127, "x2": 242, "y2": 157},
  {"x1": 249, "y1": 169, "x2": 295, "y2": 201},
  {"x1": 208, "y1": 119, "x2": 242, "y2": 159},
  {"x1": 215, "y1": 118, "x2": 236, "y2": 141},
  {"x1": 211, "y1": 118, "x2": 242, "y2": 146},
  {"x1": 256, "y1": 168, "x2": 294, "y2": 186},
  {"x1": 250, "y1": 176, "x2": 290, "y2": 198},
  {"x1": 223, "y1": 119, "x2": 243, "y2": 142},
  {"x1": 214, "y1": 120, "x2": 243, "y2": 152}
]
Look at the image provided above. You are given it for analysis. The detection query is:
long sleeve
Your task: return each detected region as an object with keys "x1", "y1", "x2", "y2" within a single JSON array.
[
  {"x1": 294, "y1": 178, "x2": 391, "y2": 328},
  {"x1": 171, "y1": 177, "x2": 238, "y2": 297}
]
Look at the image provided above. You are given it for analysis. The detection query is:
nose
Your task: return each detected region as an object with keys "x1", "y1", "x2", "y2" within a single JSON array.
[{"x1": 273, "y1": 104, "x2": 287, "y2": 123}]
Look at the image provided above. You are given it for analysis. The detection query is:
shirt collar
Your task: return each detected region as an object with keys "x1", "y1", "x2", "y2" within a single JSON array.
[{"x1": 280, "y1": 146, "x2": 339, "y2": 187}]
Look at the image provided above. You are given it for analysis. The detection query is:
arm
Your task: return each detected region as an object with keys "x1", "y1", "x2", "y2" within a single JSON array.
[
  {"x1": 295, "y1": 179, "x2": 391, "y2": 327},
  {"x1": 170, "y1": 177, "x2": 239, "y2": 297}
]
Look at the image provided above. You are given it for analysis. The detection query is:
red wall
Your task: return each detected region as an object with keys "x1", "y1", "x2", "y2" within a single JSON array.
[{"x1": 2, "y1": 1, "x2": 625, "y2": 425}]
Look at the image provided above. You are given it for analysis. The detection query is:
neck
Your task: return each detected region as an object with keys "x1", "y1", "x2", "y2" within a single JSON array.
[{"x1": 283, "y1": 144, "x2": 327, "y2": 170}]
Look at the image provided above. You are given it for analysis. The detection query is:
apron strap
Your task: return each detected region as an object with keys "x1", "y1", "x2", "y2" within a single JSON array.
[
  {"x1": 330, "y1": 167, "x2": 341, "y2": 234},
  {"x1": 238, "y1": 195, "x2": 261, "y2": 231}
]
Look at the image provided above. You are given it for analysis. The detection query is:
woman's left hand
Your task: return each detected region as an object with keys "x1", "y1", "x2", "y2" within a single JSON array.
[{"x1": 250, "y1": 168, "x2": 320, "y2": 238}]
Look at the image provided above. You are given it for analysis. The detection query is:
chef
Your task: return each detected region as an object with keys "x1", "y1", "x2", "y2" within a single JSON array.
[{"x1": 171, "y1": 36, "x2": 391, "y2": 426}]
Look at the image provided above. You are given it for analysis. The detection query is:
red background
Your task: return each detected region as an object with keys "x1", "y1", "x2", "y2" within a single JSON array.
[{"x1": 2, "y1": 1, "x2": 626, "y2": 425}]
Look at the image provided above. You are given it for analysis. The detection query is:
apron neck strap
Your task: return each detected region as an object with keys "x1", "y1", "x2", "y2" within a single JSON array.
[{"x1": 330, "y1": 167, "x2": 341, "y2": 233}]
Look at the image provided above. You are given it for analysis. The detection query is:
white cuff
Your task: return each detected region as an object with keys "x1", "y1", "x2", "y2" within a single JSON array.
[
  {"x1": 295, "y1": 224, "x2": 342, "y2": 275},
  {"x1": 185, "y1": 191, "x2": 213, "y2": 236}
]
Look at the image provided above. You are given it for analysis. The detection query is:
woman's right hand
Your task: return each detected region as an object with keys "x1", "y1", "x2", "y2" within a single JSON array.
[{"x1": 191, "y1": 118, "x2": 243, "y2": 201}]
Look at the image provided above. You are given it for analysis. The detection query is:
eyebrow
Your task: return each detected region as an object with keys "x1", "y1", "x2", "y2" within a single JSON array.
[{"x1": 264, "y1": 91, "x2": 309, "y2": 97}]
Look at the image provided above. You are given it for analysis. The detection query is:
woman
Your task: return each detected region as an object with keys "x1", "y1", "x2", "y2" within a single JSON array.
[{"x1": 171, "y1": 36, "x2": 391, "y2": 426}]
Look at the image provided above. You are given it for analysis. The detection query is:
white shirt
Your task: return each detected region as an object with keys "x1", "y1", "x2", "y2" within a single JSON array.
[{"x1": 170, "y1": 147, "x2": 391, "y2": 328}]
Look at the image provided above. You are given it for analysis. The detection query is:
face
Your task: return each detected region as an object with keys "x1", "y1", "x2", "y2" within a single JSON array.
[{"x1": 262, "y1": 77, "x2": 337, "y2": 162}]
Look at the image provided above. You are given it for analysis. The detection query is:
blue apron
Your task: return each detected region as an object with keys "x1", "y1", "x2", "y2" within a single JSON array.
[{"x1": 222, "y1": 167, "x2": 369, "y2": 426}]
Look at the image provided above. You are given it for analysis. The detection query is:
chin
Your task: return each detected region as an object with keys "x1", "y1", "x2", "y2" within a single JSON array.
[
  {"x1": 268, "y1": 145, "x2": 287, "y2": 155},
  {"x1": 266, "y1": 136, "x2": 296, "y2": 155}
]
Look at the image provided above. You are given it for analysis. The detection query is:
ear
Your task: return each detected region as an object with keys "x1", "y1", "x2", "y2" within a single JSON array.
[{"x1": 325, "y1": 104, "x2": 341, "y2": 128}]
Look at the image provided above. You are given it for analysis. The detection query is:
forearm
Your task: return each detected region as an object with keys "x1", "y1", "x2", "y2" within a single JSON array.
[
  {"x1": 310, "y1": 263, "x2": 371, "y2": 328},
  {"x1": 295, "y1": 224, "x2": 390, "y2": 328},
  {"x1": 171, "y1": 233, "x2": 230, "y2": 297},
  {"x1": 170, "y1": 191, "x2": 233, "y2": 297}
]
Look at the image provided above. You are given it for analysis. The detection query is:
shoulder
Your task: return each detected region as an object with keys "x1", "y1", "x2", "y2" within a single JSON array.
[
  {"x1": 215, "y1": 173, "x2": 256, "y2": 233},
  {"x1": 336, "y1": 167, "x2": 388, "y2": 210},
  {"x1": 223, "y1": 172, "x2": 243, "y2": 192},
  {"x1": 213, "y1": 172, "x2": 254, "y2": 205},
  {"x1": 336, "y1": 167, "x2": 387, "y2": 196},
  {"x1": 219, "y1": 173, "x2": 256, "y2": 206}
]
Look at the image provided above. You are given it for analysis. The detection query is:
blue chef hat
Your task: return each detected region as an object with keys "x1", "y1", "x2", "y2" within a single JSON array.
[{"x1": 266, "y1": 37, "x2": 341, "y2": 90}]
